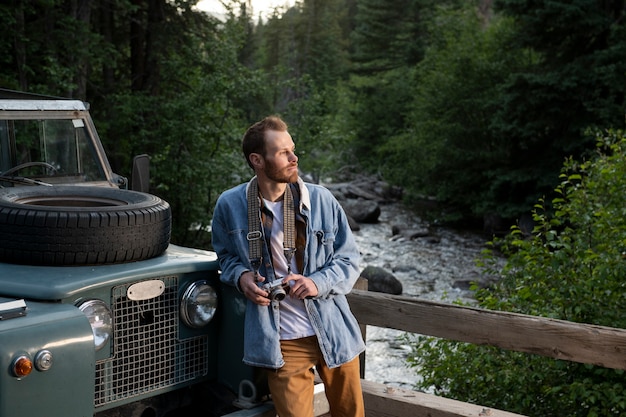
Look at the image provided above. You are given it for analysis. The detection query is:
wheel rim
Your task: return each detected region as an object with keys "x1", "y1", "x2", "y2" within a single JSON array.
[{"x1": 14, "y1": 195, "x2": 128, "y2": 207}]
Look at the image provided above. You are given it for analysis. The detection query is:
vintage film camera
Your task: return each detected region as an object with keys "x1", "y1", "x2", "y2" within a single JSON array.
[{"x1": 262, "y1": 279, "x2": 290, "y2": 301}]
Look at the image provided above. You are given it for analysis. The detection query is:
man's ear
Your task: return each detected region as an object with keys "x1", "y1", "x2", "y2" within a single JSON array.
[{"x1": 249, "y1": 153, "x2": 264, "y2": 169}]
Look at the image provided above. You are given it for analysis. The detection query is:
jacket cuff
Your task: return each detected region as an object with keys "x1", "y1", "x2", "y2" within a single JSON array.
[{"x1": 235, "y1": 269, "x2": 250, "y2": 293}]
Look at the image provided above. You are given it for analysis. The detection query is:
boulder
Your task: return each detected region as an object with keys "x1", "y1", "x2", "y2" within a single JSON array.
[
  {"x1": 360, "y1": 265, "x2": 403, "y2": 295},
  {"x1": 341, "y1": 199, "x2": 381, "y2": 223},
  {"x1": 320, "y1": 174, "x2": 403, "y2": 225}
]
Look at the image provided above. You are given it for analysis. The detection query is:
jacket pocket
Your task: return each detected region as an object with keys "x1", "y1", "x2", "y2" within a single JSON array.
[{"x1": 312, "y1": 230, "x2": 335, "y2": 266}]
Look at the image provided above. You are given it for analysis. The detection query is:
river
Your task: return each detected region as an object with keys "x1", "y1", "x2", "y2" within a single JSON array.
[{"x1": 351, "y1": 202, "x2": 491, "y2": 390}]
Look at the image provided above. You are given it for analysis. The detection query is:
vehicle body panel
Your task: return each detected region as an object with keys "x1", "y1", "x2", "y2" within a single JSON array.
[
  {"x1": 0, "y1": 89, "x2": 266, "y2": 416},
  {"x1": 0, "y1": 245, "x2": 219, "y2": 301},
  {"x1": 0, "y1": 302, "x2": 95, "y2": 417}
]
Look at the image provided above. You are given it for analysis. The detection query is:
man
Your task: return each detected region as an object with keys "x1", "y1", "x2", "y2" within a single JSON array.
[{"x1": 211, "y1": 116, "x2": 365, "y2": 417}]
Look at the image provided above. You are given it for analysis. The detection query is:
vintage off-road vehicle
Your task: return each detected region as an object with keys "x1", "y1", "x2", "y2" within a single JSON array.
[{"x1": 0, "y1": 89, "x2": 267, "y2": 417}]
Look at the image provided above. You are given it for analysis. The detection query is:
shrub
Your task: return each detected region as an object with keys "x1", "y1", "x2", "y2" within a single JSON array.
[{"x1": 407, "y1": 130, "x2": 626, "y2": 416}]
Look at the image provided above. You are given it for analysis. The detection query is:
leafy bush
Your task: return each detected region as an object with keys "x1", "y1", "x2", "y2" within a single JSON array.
[{"x1": 407, "y1": 129, "x2": 626, "y2": 416}]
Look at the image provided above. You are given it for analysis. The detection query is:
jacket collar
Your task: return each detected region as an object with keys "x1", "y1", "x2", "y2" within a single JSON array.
[{"x1": 246, "y1": 176, "x2": 310, "y2": 212}]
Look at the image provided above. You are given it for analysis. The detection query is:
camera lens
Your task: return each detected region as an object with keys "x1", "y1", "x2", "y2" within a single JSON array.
[{"x1": 272, "y1": 287, "x2": 287, "y2": 301}]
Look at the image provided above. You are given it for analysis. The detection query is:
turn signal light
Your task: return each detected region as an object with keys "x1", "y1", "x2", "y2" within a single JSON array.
[{"x1": 12, "y1": 355, "x2": 33, "y2": 378}]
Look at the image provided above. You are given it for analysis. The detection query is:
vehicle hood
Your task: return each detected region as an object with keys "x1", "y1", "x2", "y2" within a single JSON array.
[{"x1": 0, "y1": 244, "x2": 219, "y2": 301}]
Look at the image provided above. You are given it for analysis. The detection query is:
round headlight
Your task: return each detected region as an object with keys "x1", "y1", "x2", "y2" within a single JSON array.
[
  {"x1": 181, "y1": 281, "x2": 217, "y2": 328},
  {"x1": 77, "y1": 299, "x2": 112, "y2": 351}
]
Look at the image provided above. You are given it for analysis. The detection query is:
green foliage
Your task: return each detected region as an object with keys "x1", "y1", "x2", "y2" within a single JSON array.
[
  {"x1": 346, "y1": 0, "x2": 459, "y2": 169},
  {"x1": 351, "y1": 0, "x2": 446, "y2": 73},
  {"x1": 94, "y1": 10, "x2": 261, "y2": 247},
  {"x1": 1, "y1": 0, "x2": 624, "y2": 248},
  {"x1": 280, "y1": 79, "x2": 357, "y2": 179},
  {"x1": 380, "y1": 5, "x2": 533, "y2": 221},
  {"x1": 0, "y1": 0, "x2": 112, "y2": 95},
  {"x1": 374, "y1": 0, "x2": 626, "y2": 224},
  {"x1": 479, "y1": 130, "x2": 626, "y2": 327},
  {"x1": 101, "y1": 88, "x2": 252, "y2": 248},
  {"x1": 342, "y1": 67, "x2": 416, "y2": 166},
  {"x1": 408, "y1": 130, "x2": 626, "y2": 416},
  {"x1": 0, "y1": 0, "x2": 265, "y2": 248},
  {"x1": 253, "y1": 0, "x2": 360, "y2": 178},
  {"x1": 493, "y1": 0, "x2": 626, "y2": 136},
  {"x1": 256, "y1": 0, "x2": 350, "y2": 98},
  {"x1": 488, "y1": 0, "x2": 626, "y2": 214}
]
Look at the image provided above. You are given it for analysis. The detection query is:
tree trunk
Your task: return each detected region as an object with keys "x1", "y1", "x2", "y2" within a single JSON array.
[
  {"x1": 13, "y1": 1, "x2": 28, "y2": 91},
  {"x1": 130, "y1": 0, "x2": 146, "y2": 91},
  {"x1": 72, "y1": 0, "x2": 92, "y2": 99}
]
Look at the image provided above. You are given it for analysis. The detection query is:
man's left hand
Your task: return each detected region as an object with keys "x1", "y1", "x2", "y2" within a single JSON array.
[{"x1": 286, "y1": 274, "x2": 318, "y2": 299}]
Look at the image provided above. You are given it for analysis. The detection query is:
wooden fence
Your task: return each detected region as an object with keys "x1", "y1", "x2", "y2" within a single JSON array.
[{"x1": 345, "y1": 288, "x2": 626, "y2": 417}]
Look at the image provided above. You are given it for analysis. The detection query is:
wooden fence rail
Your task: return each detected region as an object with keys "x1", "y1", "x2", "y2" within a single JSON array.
[
  {"x1": 235, "y1": 286, "x2": 626, "y2": 416},
  {"x1": 347, "y1": 289, "x2": 626, "y2": 371}
]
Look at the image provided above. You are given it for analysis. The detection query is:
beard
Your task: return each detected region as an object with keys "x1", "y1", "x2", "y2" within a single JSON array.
[{"x1": 265, "y1": 160, "x2": 298, "y2": 184}]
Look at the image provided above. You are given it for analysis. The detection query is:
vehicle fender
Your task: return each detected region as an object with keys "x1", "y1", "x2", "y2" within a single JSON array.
[{"x1": 0, "y1": 301, "x2": 95, "y2": 417}]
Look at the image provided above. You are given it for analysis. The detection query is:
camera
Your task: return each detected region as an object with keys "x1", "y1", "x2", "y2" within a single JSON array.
[{"x1": 262, "y1": 279, "x2": 290, "y2": 301}]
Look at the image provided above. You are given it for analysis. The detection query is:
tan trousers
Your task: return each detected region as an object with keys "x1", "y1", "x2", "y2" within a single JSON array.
[{"x1": 267, "y1": 336, "x2": 365, "y2": 417}]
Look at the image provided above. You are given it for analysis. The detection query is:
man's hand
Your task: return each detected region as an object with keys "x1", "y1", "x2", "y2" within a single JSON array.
[
  {"x1": 287, "y1": 274, "x2": 319, "y2": 300},
  {"x1": 239, "y1": 271, "x2": 271, "y2": 306}
]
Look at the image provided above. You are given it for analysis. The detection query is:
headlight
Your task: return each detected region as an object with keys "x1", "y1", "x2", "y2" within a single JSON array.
[
  {"x1": 77, "y1": 299, "x2": 112, "y2": 351},
  {"x1": 180, "y1": 280, "x2": 217, "y2": 328}
]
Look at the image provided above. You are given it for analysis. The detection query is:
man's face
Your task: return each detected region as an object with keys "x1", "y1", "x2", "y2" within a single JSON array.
[{"x1": 262, "y1": 129, "x2": 299, "y2": 183}]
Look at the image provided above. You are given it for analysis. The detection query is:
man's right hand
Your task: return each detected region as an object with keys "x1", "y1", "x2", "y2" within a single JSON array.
[{"x1": 239, "y1": 271, "x2": 271, "y2": 306}]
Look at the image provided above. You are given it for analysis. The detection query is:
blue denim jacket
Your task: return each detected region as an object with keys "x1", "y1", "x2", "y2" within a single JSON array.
[{"x1": 211, "y1": 177, "x2": 365, "y2": 369}]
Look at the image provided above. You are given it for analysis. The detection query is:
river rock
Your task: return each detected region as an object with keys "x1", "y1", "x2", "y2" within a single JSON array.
[
  {"x1": 341, "y1": 199, "x2": 381, "y2": 223},
  {"x1": 359, "y1": 265, "x2": 403, "y2": 295},
  {"x1": 322, "y1": 174, "x2": 403, "y2": 225},
  {"x1": 326, "y1": 177, "x2": 402, "y2": 203},
  {"x1": 390, "y1": 224, "x2": 430, "y2": 240},
  {"x1": 349, "y1": 175, "x2": 403, "y2": 202}
]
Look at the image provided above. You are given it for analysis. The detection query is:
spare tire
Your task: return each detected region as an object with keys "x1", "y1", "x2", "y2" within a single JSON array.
[{"x1": 0, "y1": 186, "x2": 171, "y2": 266}]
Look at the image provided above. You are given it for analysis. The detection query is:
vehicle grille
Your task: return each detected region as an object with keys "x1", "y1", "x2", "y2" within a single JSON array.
[{"x1": 94, "y1": 276, "x2": 209, "y2": 407}]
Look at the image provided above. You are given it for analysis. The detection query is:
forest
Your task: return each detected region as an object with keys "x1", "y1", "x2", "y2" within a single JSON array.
[
  {"x1": 1, "y1": 1, "x2": 625, "y2": 415},
  {"x1": 1, "y1": 0, "x2": 624, "y2": 247}
]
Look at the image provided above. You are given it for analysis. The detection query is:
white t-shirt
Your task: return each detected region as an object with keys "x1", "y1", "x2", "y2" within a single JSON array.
[{"x1": 263, "y1": 199, "x2": 315, "y2": 340}]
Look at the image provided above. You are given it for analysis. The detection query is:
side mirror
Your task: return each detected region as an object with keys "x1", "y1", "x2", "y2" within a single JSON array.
[{"x1": 131, "y1": 154, "x2": 150, "y2": 193}]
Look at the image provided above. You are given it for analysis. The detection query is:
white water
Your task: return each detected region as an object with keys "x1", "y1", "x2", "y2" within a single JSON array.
[{"x1": 352, "y1": 203, "x2": 489, "y2": 389}]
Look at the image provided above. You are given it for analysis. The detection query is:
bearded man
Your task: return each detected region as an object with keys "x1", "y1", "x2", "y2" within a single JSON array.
[{"x1": 211, "y1": 116, "x2": 365, "y2": 417}]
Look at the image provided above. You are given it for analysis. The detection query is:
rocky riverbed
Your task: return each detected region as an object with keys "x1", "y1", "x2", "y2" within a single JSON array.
[{"x1": 350, "y1": 201, "x2": 492, "y2": 390}]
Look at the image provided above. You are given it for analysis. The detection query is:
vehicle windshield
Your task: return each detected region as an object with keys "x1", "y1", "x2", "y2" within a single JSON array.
[{"x1": 0, "y1": 118, "x2": 106, "y2": 184}]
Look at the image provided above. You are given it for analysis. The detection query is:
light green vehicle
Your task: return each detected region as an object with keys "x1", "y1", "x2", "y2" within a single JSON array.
[{"x1": 0, "y1": 89, "x2": 267, "y2": 417}]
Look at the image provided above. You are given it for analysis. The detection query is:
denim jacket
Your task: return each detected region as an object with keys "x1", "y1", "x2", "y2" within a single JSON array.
[{"x1": 211, "y1": 177, "x2": 365, "y2": 369}]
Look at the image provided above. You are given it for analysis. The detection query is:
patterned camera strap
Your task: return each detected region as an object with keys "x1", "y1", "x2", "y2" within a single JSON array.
[{"x1": 246, "y1": 177, "x2": 296, "y2": 278}]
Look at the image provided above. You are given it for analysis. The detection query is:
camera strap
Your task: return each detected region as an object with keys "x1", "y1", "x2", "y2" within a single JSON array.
[{"x1": 246, "y1": 177, "x2": 296, "y2": 279}]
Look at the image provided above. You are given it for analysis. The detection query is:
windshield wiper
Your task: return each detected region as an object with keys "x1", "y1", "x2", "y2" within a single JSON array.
[{"x1": 0, "y1": 175, "x2": 52, "y2": 187}]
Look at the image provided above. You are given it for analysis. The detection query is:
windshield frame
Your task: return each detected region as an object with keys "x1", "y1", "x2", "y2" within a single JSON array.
[{"x1": 0, "y1": 105, "x2": 119, "y2": 188}]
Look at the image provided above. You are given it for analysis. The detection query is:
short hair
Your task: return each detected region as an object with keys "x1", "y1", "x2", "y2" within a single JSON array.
[{"x1": 242, "y1": 115, "x2": 288, "y2": 169}]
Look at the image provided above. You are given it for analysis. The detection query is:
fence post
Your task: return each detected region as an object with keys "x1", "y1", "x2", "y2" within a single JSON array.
[{"x1": 353, "y1": 277, "x2": 368, "y2": 379}]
